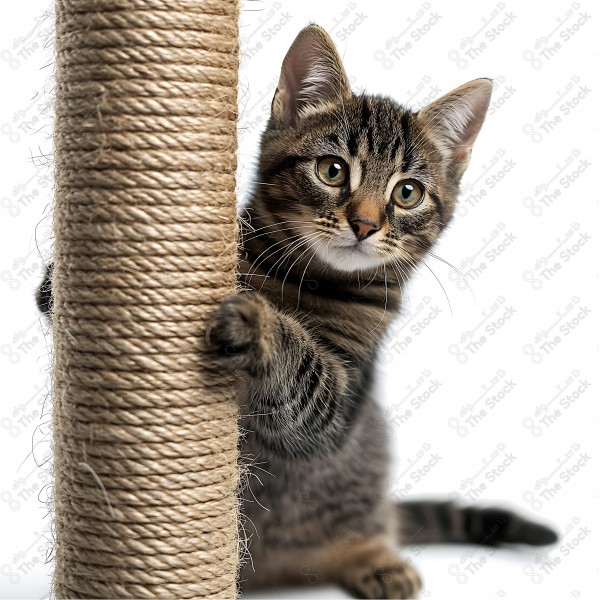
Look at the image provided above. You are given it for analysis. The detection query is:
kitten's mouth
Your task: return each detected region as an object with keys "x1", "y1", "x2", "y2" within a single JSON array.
[
  {"x1": 333, "y1": 239, "x2": 375, "y2": 254},
  {"x1": 316, "y1": 238, "x2": 382, "y2": 273}
]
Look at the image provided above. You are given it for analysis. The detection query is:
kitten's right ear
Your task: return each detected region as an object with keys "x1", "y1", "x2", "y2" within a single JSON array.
[{"x1": 271, "y1": 25, "x2": 351, "y2": 127}]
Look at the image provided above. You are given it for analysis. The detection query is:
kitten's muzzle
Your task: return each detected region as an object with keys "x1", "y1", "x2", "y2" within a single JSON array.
[{"x1": 350, "y1": 218, "x2": 380, "y2": 242}]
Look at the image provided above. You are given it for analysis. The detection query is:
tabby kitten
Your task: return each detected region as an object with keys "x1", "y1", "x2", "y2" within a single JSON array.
[
  {"x1": 38, "y1": 24, "x2": 557, "y2": 600},
  {"x1": 213, "y1": 26, "x2": 557, "y2": 598}
]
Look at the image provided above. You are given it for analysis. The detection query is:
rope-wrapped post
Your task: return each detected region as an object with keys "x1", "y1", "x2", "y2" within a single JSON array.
[{"x1": 51, "y1": 0, "x2": 240, "y2": 597}]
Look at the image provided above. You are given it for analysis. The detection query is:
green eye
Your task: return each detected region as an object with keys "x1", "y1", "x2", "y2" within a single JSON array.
[
  {"x1": 316, "y1": 156, "x2": 349, "y2": 187},
  {"x1": 391, "y1": 179, "x2": 424, "y2": 209}
]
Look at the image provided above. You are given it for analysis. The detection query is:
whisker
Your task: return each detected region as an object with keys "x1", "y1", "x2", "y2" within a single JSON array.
[
  {"x1": 242, "y1": 218, "x2": 316, "y2": 233},
  {"x1": 365, "y1": 266, "x2": 388, "y2": 336},
  {"x1": 359, "y1": 266, "x2": 380, "y2": 291},
  {"x1": 255, "y1": 236, "x2": 311, "y2": 287},
  {"x1": 259, "y1": 233, "x2": 322, "y2": 293},
  {"x1": 420, "y1": 260, "x2": 454, "y2": 318},
  {"x1": 245, "y1": 233, "x2": 304, "y2": 280},
  {"x1": 295, "y1": 236, "x2": 326, "y2": 310},
  {"x1": 425, "y1": 250, "x2": 476, "y2": 302},
  {"x1": 280, "y1": 234, "x2": 325, "y2": 302},
  {"x1": 241, "y1": 224, "x2": 316, "y2": 245}
]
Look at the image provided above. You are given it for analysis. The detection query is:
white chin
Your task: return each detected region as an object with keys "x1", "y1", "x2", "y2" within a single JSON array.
[{"x1": 315, "y1": 243, "x2": 382, "y2": 273}]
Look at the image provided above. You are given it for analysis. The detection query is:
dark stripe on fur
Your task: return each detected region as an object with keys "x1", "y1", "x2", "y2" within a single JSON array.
[
  {"x1": 347, "y1": 129, "x2": 359, "y2": 156},
  {"x1": 366, "y1": 126, "x2": 375, "y2": 154},
  {"x1": 295, "y1": 356, "x2": 324, "y2": 416},
  {"x1": 327, "y1": 132, "x2": 339, "y2": 146},
  {"x1": 398, "y1": 501, "x2": 558, "y2": 547},
  {"x1": 361, "y1": 96, "x2": 371, "y2": 128},
  {"x1": 389, "y1": 136, "x2": 402, "y2": 162},
  {"x1": 429, "y1": 190, "x2": 444, "y2": 221},
  {"x1": 262, "y1": 155, "x2": 309, "y2": 180},
  {"x1": 400, "y1": 112, "x2": 413, "y2": 173}
]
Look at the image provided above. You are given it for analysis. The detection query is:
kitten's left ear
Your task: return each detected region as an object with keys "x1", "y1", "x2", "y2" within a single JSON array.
[
  {"x1": 417, "y1": 78, "x2": 493, "y2": 179},
  {"x1": 271, "y1": 25, "x2": 352, "y2": 127}
]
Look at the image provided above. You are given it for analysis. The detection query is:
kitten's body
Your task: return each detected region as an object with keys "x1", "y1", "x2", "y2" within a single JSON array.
[
  {"x1": 215, "y1": 28, "x2": 557, "y2": 597},
  {"x1": 38, "y1": 25, "x2": 557, "y2": 599}
]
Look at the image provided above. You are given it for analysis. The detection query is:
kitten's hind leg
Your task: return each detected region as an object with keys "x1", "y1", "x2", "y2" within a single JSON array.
[{"x1": 325, "y1": 536, "x2": 422, "y2": 599}]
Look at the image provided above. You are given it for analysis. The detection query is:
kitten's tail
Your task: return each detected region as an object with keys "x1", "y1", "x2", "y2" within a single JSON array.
[{"x1": 397, "y1": 500, "x2": 558, "y2": 547}]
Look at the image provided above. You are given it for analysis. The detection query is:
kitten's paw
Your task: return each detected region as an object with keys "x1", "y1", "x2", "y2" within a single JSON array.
[
  {"x1": 210, "y1": 292, "x2": 273, "y2": 370},
  {"x1": 328, "y1": 539, "x2": 422, "y2": 599},
  {"x1": 343, "y1": 559, "x2": 422, "y2": 599}
]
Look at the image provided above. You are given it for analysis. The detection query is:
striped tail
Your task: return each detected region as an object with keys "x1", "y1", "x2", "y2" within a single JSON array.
[{"x1": 397, "y1": 500, "x2": 558, "y2": 547}]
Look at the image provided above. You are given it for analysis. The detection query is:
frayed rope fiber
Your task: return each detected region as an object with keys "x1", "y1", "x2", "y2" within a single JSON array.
[{"x1": 52, "y1": 0, "x2": 240, "y2": 597}]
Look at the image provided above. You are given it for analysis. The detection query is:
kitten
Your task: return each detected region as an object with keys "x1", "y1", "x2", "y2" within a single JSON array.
[
  {"x1": 213, "y1": 26, "x2": 557, "y2": 598},
  {"x1": 37, "y1": 24, "x2": 557, "y2": 600}
]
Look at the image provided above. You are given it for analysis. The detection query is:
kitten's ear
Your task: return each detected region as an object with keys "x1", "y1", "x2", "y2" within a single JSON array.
[
  {"x1": 417, "y1": 79, "x2": 492, "y2": 178},
  {"x1": 271, "y1": 25, "x2": 351, "y2": 127}
]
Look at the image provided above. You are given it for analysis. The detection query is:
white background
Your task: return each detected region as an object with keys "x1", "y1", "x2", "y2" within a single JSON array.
[{"x1": 1, "y1": 1, "x2": 598, "y2": 598}]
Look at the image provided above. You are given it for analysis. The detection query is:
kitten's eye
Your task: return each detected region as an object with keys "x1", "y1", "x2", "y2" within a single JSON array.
[
  {"x1": 391, "y1": 179, "x2": 424, "y2": 209},
  {"x1": 316, "y1": 156, "x2": 349, "y2": 187}
]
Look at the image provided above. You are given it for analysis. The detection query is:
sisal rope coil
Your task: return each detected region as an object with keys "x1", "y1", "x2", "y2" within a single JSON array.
[{"x1": 52, "y1": 0, "x2": 240, "y2": 597}]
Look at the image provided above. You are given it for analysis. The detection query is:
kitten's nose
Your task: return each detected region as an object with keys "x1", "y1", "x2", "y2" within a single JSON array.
[{"x1": 350, "y1": 218, "x2": 379, "y2": 241}]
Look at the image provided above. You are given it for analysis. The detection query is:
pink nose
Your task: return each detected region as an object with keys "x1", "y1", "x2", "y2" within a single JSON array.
[{"x1": 350, "y1": 219, "x2": 379, "y2": 241}]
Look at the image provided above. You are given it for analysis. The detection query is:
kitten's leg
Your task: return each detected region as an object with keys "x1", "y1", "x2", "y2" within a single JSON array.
[
  {"x1": 211, "y1": 292, "x2": 351, "y2": 459},
  {"x1": 325, "y1": 536, "x2": 422, "y2": 599},
  {"x1": 239, "y1": 537, "x2": 421, "y2": 599}
]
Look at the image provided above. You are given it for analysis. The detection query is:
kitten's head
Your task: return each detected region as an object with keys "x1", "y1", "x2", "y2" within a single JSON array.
[{"x1": 257, "y1": 25, "x2": 492, "y2": 275}]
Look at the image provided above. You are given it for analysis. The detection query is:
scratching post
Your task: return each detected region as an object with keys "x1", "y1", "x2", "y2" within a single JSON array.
[{"x1": 51, "y1": 0, "x2": 240, "y2": 597}]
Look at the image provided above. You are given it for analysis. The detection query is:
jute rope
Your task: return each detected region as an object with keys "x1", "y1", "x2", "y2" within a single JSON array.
[{"x1": 52, "y1": 0, "x2": 240, "y2": 597}]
